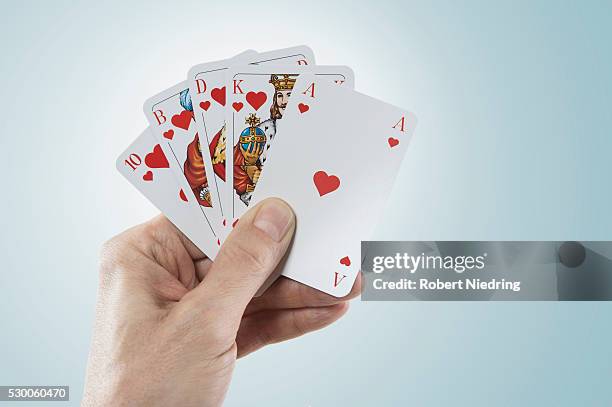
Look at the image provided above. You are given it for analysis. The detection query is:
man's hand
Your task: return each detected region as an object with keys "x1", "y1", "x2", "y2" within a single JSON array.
[{"x1": 82, "y1": 198, "x2": 360, "y2": 407}]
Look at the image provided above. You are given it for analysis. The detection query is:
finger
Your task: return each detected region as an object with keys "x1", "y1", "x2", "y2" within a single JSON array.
[
  {"x1": 99, "y1": 222, "x2": 190, "y2": 305},
  {"x1": 236, "y1": 303, "x2": 349, "y2": 358},
  {"x1": 149, "y1": 216, "x2": 214, "y2": 289},
  {"x1": 245, "y1": 273, "x2": 362, "y2": 315},
  {"x1": 138, "y1": 215, "x2": 199, "y2": 290},
  {"x1": 177, "y1": 198, "x2": 295, "y2": 329},
  {"x1": 168, "y1": 219, "x2": 208, "y2": 262}
]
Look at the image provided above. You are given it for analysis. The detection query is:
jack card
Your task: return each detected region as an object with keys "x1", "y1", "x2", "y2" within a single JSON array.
[{"x1": 143, "y1": 80, "x2": 224, "y2": 245}]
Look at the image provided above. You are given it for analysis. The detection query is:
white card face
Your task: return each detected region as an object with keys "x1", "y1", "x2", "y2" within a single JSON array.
[
  {"x1": 116, "y1": 128, "x2": 219, "y2": 258},
  {"x1": 143, "y1": 81, "x2": 223, "y2": 245},
  {"x1": 225, "y1": 65, "x2": 354, "y2": 224},
  {"x1": 188, "y1": 46, "x2": 315, "y2": 236},
  {"x1": 250, "y1": 75, "x2": 417, "y2": 297}
]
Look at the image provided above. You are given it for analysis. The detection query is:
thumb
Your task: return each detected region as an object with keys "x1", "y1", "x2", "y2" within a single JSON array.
[{"x1": 180, "y1": 198, "x2": 295, "y2": 327}]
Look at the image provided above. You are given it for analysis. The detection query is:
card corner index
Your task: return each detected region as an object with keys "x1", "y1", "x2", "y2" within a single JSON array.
[
  {"x1": 331, "y1": 277, "x2": 357, "y2": 298},
  {"x1": 145, "y1": 81, "x2": 190, "y2": 110},
  {"x1": 117, "y1": 128, "x2": 150, "y2": 171},
  {"x1": 187, "y1": 64, "x2": 202, "y2": 81},
  {"x1": 142, "y1": 96, "x2": 156, "y2": 118},
  {"x1": 294, "y1": 44, "x2": 315, "y2": 63}
]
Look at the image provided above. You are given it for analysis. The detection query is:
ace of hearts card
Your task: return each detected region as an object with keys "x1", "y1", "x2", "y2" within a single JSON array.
[{"x1": 250, "y1": 74, "x2": 417, "y2": 297}]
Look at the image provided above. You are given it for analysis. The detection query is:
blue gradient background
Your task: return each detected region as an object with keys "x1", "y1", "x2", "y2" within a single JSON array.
[{"x1": 1, "y1": 1, "x2": 611, "y2": 405}]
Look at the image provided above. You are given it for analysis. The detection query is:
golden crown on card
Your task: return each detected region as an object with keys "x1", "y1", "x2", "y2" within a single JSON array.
[{"x1": 269, "y1": 74, "x2": 297, "y2": 91}]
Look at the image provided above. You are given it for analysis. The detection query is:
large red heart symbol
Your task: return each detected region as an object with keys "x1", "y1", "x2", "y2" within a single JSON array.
[
  {"x1": 298, "y1": 103, "x2": 309, "y2": 113},
  {"x1": 340, "y1": 256, "x2": 351, "y2": 266},
  {"x1": 388, "y1": 137, "x2": 399, "y2": 148},
  {"x1": 179, "y1": 189, "x2": 188, "y2": 202},
  {"x1": 211, "y1": 86, "x2": 226, "y2": 106},
  {"x1": 199, "y1": 101, "x2": 211, "y2": 111},
  {"x1": 246, "y1": 91, "x2": 267, "y2": 111},
  {"x1": 232, "y1": 102, "x2": 244, "y2": 112},
  {"x1": 171, "y1": 110, "x2": 192, "y2": 130},
  {"x1": 143, "y1": 171, "x2": 153, "y2": 181},
  {"x1": 313, "y1": 170, "x2": 340, "y2": 197},
  {"x1": 145, "y1": 144, "x2": 169, "y2": 168},
  {"x1": 163, "y1": 129, "x2": 174, "y2": 140}
]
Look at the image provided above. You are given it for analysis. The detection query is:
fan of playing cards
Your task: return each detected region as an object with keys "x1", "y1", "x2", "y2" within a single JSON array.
[{"x1": 117, "y1": 46, "x2": 417, "y2": 297}]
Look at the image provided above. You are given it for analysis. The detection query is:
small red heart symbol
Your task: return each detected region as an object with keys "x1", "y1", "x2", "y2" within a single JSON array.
[
  {"x1": 171, "y1": 110, "x2": 192, "y2": 130},
  {"x1": 313, "y1": 170, "x2": 340, "y2": 197},
  {"x1": 232, "y1": 102, "x2": 244, "y2": 112},
  {"x1": 298, "y1": 103, "x2": 309, "y2": 113},
  {"x1": 232, "y1": 218, "x2": 239, "y2": 228},
  {"x1": 246, "y1": 91, "x2": 267, "y2": 111},
  {"x1": 144, "y1": 144, "x2": 169, "y2": 168},
  {"x1": 179, "y1": 189, "x2": 188, "y2": 202},
  {"x1": 143, "y1": 171, "x2": 153, "y2": 181},
  {"x1": 388, "y1": 137, "x2": 399, "y2": 148},
  {"x1": 163, "y1": 129, "x2": 174, "y2": 140},
  {"x1": 340, "y1": 256, "x2": 351, "y2": 266},
  {"x1": 199, "y1": 101, "x2": 211, "y2": 111},
  {"x1": 211, "y1": 86, "x2": 226, "y2": 106}
]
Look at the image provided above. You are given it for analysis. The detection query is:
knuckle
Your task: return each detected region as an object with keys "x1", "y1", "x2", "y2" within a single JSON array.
[
  {"x1": 202, "y1": 318, "x2": 237, "y2": 351},
  {"x1": 99, "y1": 236, "x2": 119, "y2": 262},
  {"x1": 98, "y1": 233, "x2": 143, "y2": 283},
  {"x1": 98, "y1": 237, "x2": 123, "y2": 279},
  {"x1": 215, "y1": 342, "x2": 238, "y2": 372}
]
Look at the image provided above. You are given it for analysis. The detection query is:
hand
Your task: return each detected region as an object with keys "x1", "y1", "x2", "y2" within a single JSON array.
[
  {"x1": 82, "y1": 198, "x2": 360, "y2": 407},
  {"x1": 242, "y1": 143, "x2": 263, "y2": 166}
]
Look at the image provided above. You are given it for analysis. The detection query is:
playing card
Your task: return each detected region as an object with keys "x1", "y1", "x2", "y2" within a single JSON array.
[
  {"x1": 225, "y1": 65, "x2": 354, "y2": 224},
  {"x1": 250, "y1": 74, "x2": 417, "y2": 297},
  {"x1": 188, "y1": 46, "x2": 315, "y2": 236},
  {"x1": 143, "y1": 80, "x2": 225, "y2": 245},
  {"x1": 183, "y1": 51, "x2": 258, "y2": 221},
  {"x1": 116, "y1": 128, "x2": 219, "y2": 258}
]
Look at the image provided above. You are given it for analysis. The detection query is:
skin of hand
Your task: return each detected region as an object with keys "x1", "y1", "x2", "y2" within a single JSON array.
[{"x1": 82, "y1": 198, "x2": 360, "y2": 407}]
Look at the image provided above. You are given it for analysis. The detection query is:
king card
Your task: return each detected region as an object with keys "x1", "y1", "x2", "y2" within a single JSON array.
[
  {"x1": 188, "y1": 46, "x2": 315, "y2": 236},
  {"x1": 225, "y1": 65, "x2": 354, "y2": 224}
]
